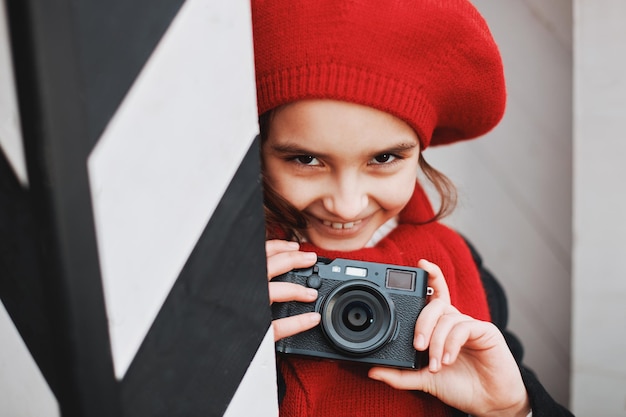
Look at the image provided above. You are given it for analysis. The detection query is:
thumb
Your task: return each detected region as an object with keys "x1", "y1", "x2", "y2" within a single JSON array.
[{"x1": 368, "y1": 366, "x2": 433, "y2": 392}]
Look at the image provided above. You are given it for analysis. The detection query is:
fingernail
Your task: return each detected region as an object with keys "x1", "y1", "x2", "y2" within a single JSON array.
[
  {"x1": 429, "y1": 358, "x2": 439, "y2": 373},
  {"x1": 414, "y1": 334, "x2": 425, "y2": 350},
  {"x1": 309, "y1": 313, "x2": 321, "y2": 324},
  {"x1": 442, "y1": 352, "x2": 451, "y2": 365},
  {"x1": 286, "y1": 241, "x2": 300, "y2": 249},
  {"x1": 305, "y1": 252, "x2": 317, "y2": 261},
  {"x1": 306, "y1": 288, "x2": 318, "y2": 299}
]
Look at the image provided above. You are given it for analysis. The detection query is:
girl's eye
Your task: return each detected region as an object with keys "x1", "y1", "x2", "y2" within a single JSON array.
[
  {"x1": 294, "y1": 155, "x2": 320, "y2": 165},
  {"x1": 371, "y1": 153, "x2": 397, "y2": 164}
]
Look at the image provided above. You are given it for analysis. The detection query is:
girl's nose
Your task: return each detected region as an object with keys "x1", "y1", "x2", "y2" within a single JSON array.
[{"x1": 322, "y1": 175, "x2": 369, "y2": 220}]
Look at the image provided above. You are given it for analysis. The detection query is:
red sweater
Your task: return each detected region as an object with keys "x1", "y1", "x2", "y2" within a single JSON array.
[{"x1": 278, "y1": 182, "x2": 491, "y2": 417}]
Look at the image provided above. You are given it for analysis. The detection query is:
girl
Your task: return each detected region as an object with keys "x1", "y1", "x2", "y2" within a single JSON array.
[{"x1": 251, "y1": 1, "x2": 574, "y2": 416}]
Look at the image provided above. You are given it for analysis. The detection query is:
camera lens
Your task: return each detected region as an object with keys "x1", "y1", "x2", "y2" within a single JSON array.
[
  {"x1": 342, "y1": 301, "x2": 373, "y2": 331},
  {"x1": 320, "y1": 280, "x2": 396, "y2": 355}
]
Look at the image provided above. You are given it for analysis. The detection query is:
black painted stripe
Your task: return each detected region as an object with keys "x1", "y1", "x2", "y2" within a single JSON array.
[
  {"x1": 0, "y1": 146, "x2": 58, "y2": 397},
  {"x1": 5, "y1": 0, "x2": 123, "y2": 415},
  {"x1": 74, "y1": 0, "x2": 186, "y2": 147},
  {"x1": 121, "y1": 138, "x2": 271, "y2": 416}
]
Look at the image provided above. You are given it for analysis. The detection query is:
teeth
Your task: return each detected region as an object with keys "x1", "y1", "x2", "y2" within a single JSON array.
[{"x1": 323, "y1": 220, "x2": 362, "y2": 229}]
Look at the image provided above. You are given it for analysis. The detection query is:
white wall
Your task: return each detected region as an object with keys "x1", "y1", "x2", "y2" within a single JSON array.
[
  {"x1": 426, "y1": 0, "x2": 573, "y2": 406},
  {"x1": 572, "y1": 2, "x2": 626, "y2": 416},
  {"x1": 0, "y1": 304, "x2": 59, "y2": 417}
]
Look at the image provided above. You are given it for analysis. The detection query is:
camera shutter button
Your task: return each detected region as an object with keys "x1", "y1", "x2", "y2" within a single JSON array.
[{"x1": 307, "y1": 275, "x2": 323, "y2": 289}]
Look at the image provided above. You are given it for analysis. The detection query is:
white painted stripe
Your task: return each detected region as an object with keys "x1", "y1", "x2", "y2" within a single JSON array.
[
  {"x1": 223, "y1": 328, "x2": 279, "y2": 417},
  {"x1": 88, "y1": 0, "x2": 259, "y2": 378},
  {"x1": 0, "y1": 301, "x2": 59, "y2": 417},
  {"x1": 0, "y1": 0, "x2": 28, "y2": 186}
]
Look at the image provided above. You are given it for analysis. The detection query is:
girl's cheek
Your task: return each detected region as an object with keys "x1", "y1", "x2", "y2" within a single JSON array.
[{"x1": 275, "y1": 185, "x2": 313, "y2": 210}]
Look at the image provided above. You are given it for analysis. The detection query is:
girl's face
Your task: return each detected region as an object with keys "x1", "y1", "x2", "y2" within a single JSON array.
[{"x1": 263, "y1": 99, "x2": 421, "y2": 251}]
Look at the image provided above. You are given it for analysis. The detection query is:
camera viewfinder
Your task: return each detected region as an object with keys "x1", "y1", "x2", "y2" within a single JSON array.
[{"x1": 385, "y1": 269, "x2": 416, "y2": 291}]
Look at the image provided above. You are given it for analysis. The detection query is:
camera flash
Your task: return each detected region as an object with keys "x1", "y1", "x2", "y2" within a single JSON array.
[{"x1": 345, "y1": 266, "x2": 368, "y2": 277}]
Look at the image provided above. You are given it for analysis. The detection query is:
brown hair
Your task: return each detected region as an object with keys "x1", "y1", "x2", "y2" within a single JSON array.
[{"x1": 259, "y1": 111, "x2": 457, "y2": 241}]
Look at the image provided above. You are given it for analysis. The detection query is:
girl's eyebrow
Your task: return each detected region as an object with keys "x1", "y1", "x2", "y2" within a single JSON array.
[
  {"x1": 269, "y1": 142, "x2": 326, "y2": 157},
  {"x1": 270, "y1": 140, "x2": 419, "y2": 156},
  {"x1": 373, "y1": 142, "x2": 419, "y2": 154},
  {"x1": 270, "y1": 142, "x2": 327, "y2": 158}
]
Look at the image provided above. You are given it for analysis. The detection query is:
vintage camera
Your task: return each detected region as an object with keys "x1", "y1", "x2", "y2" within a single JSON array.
[{"x1": 271, "y1": 257, "x2": 428, "y2": 369}]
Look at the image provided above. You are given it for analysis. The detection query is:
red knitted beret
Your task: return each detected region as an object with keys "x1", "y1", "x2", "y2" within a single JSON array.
[{"x1": 251, "y1": 0, "x2": 506, "y2": 148}]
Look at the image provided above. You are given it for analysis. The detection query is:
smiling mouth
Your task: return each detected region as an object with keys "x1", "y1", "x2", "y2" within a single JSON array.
[{"x1": 322, "y1": 219, "x2": 363, "y2": 230}]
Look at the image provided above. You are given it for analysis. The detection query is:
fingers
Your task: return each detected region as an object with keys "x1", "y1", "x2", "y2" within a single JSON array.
[
  {"x1": 433, "y1": 319, "x2": 501, "y2": 367},
  {"x1": 414, "y1": 297, "x2": 457, "y2": 348},
  {"x1": 266, "y1": 240, "x2": 321, "y2": 342},
  {"x1": 413, "y1": 259, "x2": 453, "y2": 351},
  {"x1": 273, "y1": 313, "x2": 321, "y2": 341},
  {"x1": 417, "y1": 307, "x2": 502, "y2": 373},
  {"x1": 266, "y1": 239, "x2": 319, "y2": 303},
  {"x1": 417, "y1": 259, "x2": 450, "y2": 304},
  {"x1": 426, "y1": 312, "x2": 474, "y2": 372},
  {"x1": 266, "y1": 239, "x2": 300, "y2": 257},
  {"x1": 414, "y1": 258, "x2": 477, "y2": 371},
  {"x1": 368, "y1": 367, "x2": 427, "y2": 391},
  {"x1": 269, "y1": 281, "x2": 318, "y2": 304},
  {"x1": 266, "y1": 240, "x2": 317, "y2": 280}
]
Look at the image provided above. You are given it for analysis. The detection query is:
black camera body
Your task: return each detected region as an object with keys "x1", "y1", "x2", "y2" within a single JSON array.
[{"x1": 271, "y1": 257, "x2": 428, "y2": 369}]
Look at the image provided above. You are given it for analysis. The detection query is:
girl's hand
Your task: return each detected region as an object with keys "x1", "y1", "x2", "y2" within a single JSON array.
[
  {"x1": 266, "y1": 239, "x2": 321, "y2": 341},
  {"x1": 368, "y1": 260, "x2": 531, "y2": 417}
]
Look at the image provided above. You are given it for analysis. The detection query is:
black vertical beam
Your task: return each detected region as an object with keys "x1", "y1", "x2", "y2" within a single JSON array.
[
  {"x1": 0, "y1": 146, "x2": 58, "y2": 396},
  {"x1": 4, "y1": 0, "x2": 121, "y2": 415}
]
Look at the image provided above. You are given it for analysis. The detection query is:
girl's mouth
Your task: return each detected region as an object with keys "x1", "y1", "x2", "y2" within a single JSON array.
[
  {"x1": 321, "y1": 219, "x2": 363, "y2": 230},
  {"x1": 304, "y1": 214, "x2": 378, "y2": 250}
]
